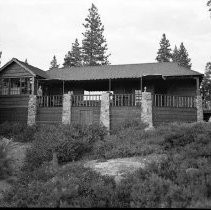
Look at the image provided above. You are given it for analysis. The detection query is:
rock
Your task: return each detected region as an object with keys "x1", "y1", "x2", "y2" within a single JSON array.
[{"x1": 186, "y1": 168, "x2": 200, "y2": 177}]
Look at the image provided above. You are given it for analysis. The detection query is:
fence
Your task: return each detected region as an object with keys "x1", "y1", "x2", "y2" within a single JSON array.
[
  {"x1": 37, "y1": 95, "x2": 63, "y2": 107},
  {"x1": 72, "y1": 94, "x2": 101, "y2": 107},
  {"x1": 110, "y1": 94, "x2": 140, "y2": 106},
  {"x1": 152, "y1": 94, "x2": 196, "y2": 108}
]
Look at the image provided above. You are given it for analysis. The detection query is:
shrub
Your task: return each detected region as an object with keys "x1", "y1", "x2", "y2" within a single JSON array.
[
  {"x1": 0, "y1": 121, "x2": 38, "y2": 143},
  {"x1": 1, "y1": 162, "x2": 118, "y2": 208},
  {"x1": 93, "y1": 123, "x2": 163, "y2": 159},
  {"x1": 0, "y1": 144, "x2": 13, "y2": 179},
  {"x1": 23, "y1": 123, "x2": 108, "y2": 170}
]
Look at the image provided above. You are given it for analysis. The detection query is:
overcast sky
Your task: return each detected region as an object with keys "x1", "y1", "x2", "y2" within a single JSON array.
[{"x1": 0, "y1": 0, "x2": 210, "y2": 73}]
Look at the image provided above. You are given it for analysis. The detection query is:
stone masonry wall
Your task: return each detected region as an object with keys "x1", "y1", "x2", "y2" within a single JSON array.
[
  {"x1": 141, "y1": 92, "x2": 153, "y2": 128},
  {"x1": 62, "y1": 91, "x2": 72, "y2": 124},
  {"x1": 100, "y1": 92, "x2": 110, "y2": 130},
  {"x1": 196, "y1": 95, "x2": 203, "y2": 122},
  {"x1": 27, "y1": 95, "x2": 37, "y2": 126}
]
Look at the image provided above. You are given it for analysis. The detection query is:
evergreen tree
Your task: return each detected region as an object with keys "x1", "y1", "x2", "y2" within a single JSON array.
[
  {"x1": 63, "y1": 39, "x2": 82, "y2": 67},
  {"x1": 49, "y1": 55, "x2": 59, "y2": 70},
  {"x1": 81, "y1": 3, "x2": 110, "y2": 66},
  {"x1": 177, "y1": 42, "x2": 192, "y2": 69},
  {"x1": 25, "y1": 59, "x2": 28, "y2": 64},
  {"x1": 156, "y1": 33, "x2": 172, "y2": 62},
  {"x1": 172, "y1": 45, "x2": 179, "y2": 63},
  {"x1": 207, "y1": 0, "x2": 211, "y2": 12},
  {"x1": 201, "y1": 62, "x2": 211, "y2": 100}
]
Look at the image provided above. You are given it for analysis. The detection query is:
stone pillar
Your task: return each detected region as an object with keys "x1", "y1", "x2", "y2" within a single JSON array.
[
  {"x1": 100, "y1": 92, "x2": 110, "y2": 130},
  {"x1": 62, "y1": 91, "x2": 72, "y2": 124},
  {"x1": 196, "y1": 95, "x2": 203, "y2": 122},
  {"x1": 141, "y1": 92, "x2": 153, "y2": 128},
  {"x1": 27, "y1": 94, "x2": 37, "y2": 126}
]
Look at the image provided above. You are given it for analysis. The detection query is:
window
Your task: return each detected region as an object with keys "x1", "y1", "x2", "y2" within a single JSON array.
[
  {"x1": 10, "y1": 78, "x2": 20, "y2": 95},
  {"x1": 0, "y1": 79, "x2": 9, "y2": 95},
  {"x1": 0, "y1": 78, "x2": 32, "y2": 95}
]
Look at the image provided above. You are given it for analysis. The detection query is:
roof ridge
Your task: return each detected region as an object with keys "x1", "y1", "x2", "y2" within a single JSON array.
[{"x1": 47, "y1": 61, "x2": 178, "y2": 72}]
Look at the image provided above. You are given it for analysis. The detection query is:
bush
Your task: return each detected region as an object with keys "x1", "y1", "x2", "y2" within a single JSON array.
[
  {"x1": 0, "y1": 121, "x2": 38, "y2": 143},
  {"x1": 1, "y1": 163, "x2": 118, "y2": 208},
  {"x1": 0, "y1": 144, "x2": 13, "y2": 179},
  {"x1": 93, "y1": 122, "x2": 163, "y2": 159},
  {"x1": 23, "y1": 123, "x2": 108, "y2": 170},
  {"x1": 2, "y1": 122, "x2": 211, "y2": 208}
]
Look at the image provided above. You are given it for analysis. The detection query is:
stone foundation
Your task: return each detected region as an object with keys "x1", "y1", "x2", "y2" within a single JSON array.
[
  {"x1": 62, "y1": 91, "x2": 72, "y2": 124},
  {"x1": 141, "y1": 92, "x2": 153, "y2": 128},
  {"x1": 100, "y1": 92, "x2": 110, "y2": 130},
  {"x1": 196, "y1": 95, "x2": 203, "y2": 122},
  {"x1": 27, "y1": 95, "x2": 37, "y2": 126}
]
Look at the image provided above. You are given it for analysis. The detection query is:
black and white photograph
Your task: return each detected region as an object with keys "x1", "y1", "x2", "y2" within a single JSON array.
[{"x1": 0, "y1": 0, "x2": 211, "y2": 208}]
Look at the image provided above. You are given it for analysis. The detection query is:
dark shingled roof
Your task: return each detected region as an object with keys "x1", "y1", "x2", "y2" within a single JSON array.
[
  {"x1": 0, "y1": 58, "x2": 203, "y2": 81},
  {"x1": 15, "y1": 59, "x2": 48, "y2": 78},
  {"x1": 0, "y1": 58, "x2": 48, "y2": 78},
  {"x1": 46, "y1": 62, "x2": 203, "y2": 81}
]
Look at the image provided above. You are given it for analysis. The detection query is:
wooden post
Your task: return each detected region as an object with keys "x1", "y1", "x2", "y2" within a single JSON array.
[
  {"x1": 31, "y1": 77, "x2": 35, "y2": 95},
  {"x1": 62, "y1": 81, "x2": 64, "y2": 94},
  {"x1": 140, "y1": 75, "x2": 142, "y2": 93},
  {"x1": 8, "y1": 78, "x2": 11, "y2": 95},
  {"x1": 195, "y1": 77, "x2": 200, "y2": 95},
  {"x1": 109, "y1": 78, "x2": 111, "y2": 92}
]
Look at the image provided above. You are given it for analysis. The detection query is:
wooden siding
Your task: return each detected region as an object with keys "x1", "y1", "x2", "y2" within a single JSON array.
[
  {"x1": 0, "y1": 95, "x2": 29, "y2": 108},
  {"x1": 71, "y1": 107, "x2": 100, "y2": 125},
  {"x1": 110, "y1": 106, "x2": 141, "y2": 129},
  {"x1": 0, "y1": 62, "x2": 32, "y2": 78},
  {"x1": 0, "y1": 95, "x2": 29, "y2": 124},
  {"x1": 36, "y1": 107, "x2": 62, "y2": 124},
  {"x1": 153, "y1": 107, "x2": 197, "y2": 126},
  {"x1": 0, "y1": 107, "x2": 28, "y2": 124}
]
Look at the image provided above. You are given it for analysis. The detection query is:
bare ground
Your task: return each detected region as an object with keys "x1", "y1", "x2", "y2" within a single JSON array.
[{"x1": 84, "y1": 154, "x2": 166, "y2": 182}]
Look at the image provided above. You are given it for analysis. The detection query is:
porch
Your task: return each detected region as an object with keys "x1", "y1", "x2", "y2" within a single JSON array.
[{"x1": 34, "y1": 92, "x2": 199, "y2": 128}]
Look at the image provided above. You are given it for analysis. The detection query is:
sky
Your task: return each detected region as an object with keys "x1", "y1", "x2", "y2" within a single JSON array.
[{"x1": 0, "y1": 0, "x2": 210, "y2": 73}]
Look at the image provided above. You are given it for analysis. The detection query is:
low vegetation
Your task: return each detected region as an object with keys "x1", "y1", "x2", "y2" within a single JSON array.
[
  {"x1": 0, "y1": 144, "x2": 13, "y2": 180},
  {"x1": 0, "y1": 120, "x2": 210, "y2": 208}
]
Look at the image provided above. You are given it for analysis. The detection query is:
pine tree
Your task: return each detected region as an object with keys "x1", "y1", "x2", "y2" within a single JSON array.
[
  {"x1": 25, "y1": 59, "x2": 28, "y2": 64},
  {"x1": 177, "y1": 42, "x2": 192, "y2": 69},
  {"x1": 81, "y1": 3, "x2": 110, "y2": 66},
  {"x1": 49, "y1": 55, "x2": 59, "y2": 70},
  {"x1": 156, "y1": 33, "x2": 172, "y2": 62},
  {"x1": 207, "y1": 0, "x2": 211, "y2": 12},
  {"x1": 201, "y1": 62, "x2": 211, "y2": 100},
  {"x1": 63, "y1": 39, "x2": 82, "y2": 67},
  {"x1": 172, "y1": 45, "x2": 179, "y2": 63}
]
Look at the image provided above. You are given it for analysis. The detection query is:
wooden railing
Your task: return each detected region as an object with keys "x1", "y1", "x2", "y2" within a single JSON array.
[
  {"x1": 72, "y1": 94, "x2": 101, "y2": 107},
  {"x1": 110, "y1": 94, "x2": 139, "y2": 106},
  {"x1": 37, "y1": 95, "x2": 63, "y2": 107},
  {"x1": 152, "y1": 94, "x2": 196, "y2": 108}
]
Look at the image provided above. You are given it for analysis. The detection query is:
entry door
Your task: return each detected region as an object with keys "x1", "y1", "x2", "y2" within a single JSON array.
[{"x1": 80, "y1": 110, "x2": 93, "y2": 125}]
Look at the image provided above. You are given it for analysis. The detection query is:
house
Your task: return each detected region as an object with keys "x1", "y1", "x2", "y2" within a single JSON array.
[{"x1": 0, "y1": 58, "x2": 204, "y2": 128}]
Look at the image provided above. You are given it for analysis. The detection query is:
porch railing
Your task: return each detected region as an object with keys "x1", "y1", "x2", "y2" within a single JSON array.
[
  {"x1": 37, "y1": 95, "x2": 63, "y2": 107},
  {"x1": 72, "y1": 94, "x2": 101, "y2": 107},
  {"x1": 110, "y1": 94, "x2": 140, "y2": 106},
  {"x1": 152, "y1": 94, "x2": 196, "y2": 108}
]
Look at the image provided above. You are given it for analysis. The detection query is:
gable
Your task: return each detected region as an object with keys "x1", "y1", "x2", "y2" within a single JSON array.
[{"x1": 0, "y1": 62, "x2": 33, "y2": 78}]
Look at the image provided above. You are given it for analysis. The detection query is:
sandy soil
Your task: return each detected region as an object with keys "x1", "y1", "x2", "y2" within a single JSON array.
[{"x1": 84, "y1": 154, "x2": 166, "y2": 182}]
